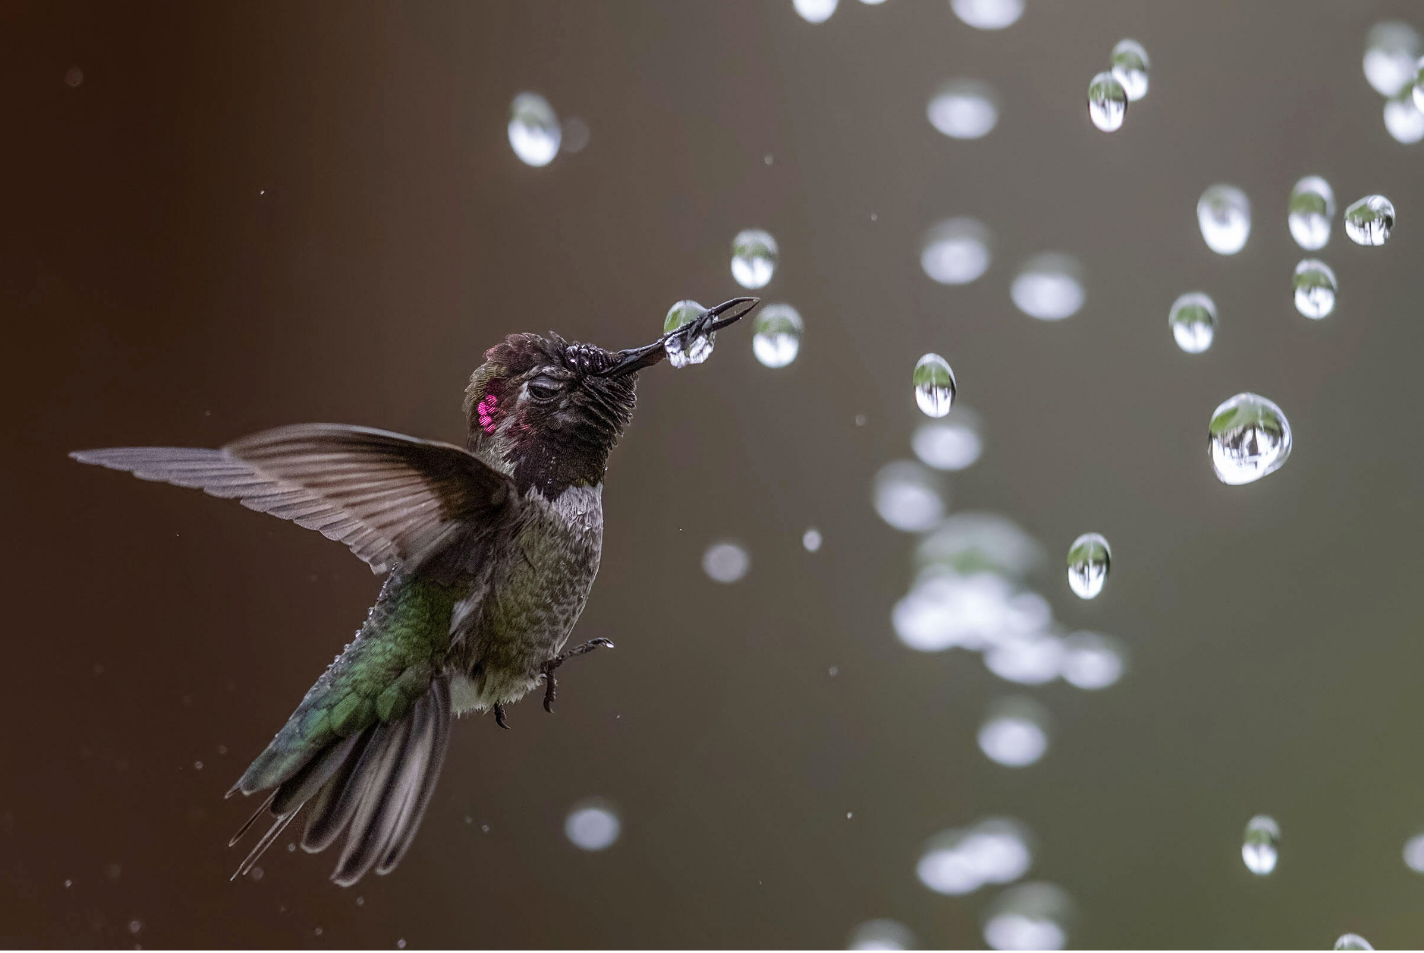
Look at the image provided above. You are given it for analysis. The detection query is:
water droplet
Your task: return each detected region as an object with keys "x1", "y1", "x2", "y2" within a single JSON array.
[
  {"x1": 985, "y1": 631, "x2": 1064, "y2": 685},
  {"x1": 916, "y1": 513, "x2": 1043, "y2": 580},
  {"x1": 983, "y1": 883, "x2": 1071, "y2": 951},
  {"x1": 1061, "y1": 632, "x2": 1126, "y2": 690},
  {"x1": 1087, "y1": 71, "x2": 1127, "y2": 132},
  {"x1": 1288, "y1": 176, "x2": 1335, "y2": 250},
  {"x1": 1168, "y1": 292, "x2": 1217, "y2": 354},
  {"x1": 1066, "y1": 533, "x2": 1110, "y2": 600},
  {"x1": 1011, "y1": 253, "x2": 1084, "y2": 320},
  {"x1": 564, "y1": 800, "x2": 620, "y2": 851},
  {"x1": 1344, "y1": 194, "x2": 1395, "y2": 246},
  {"x1": 802, "y1": 528, "x2": 823, "y2": 552},
  {"x1": 752, "y1": 303, "x2": 803, "y2": 367},
  {"x1": 1416, "y1": 60, "x2": 1424, "y2": 111},
  {"x1": 918, "y1": 819, "x2": 1032, "y2": 895},
  {"x1": 1405, "y1": 832, "x2": 1424, "y2": 872},
  {"x1": 978, "y1": 697, "x2": 1050, "y2": 767},
  {"x1": 950, "y1": 0, "x2": 1023, "y2": 30},
  {"x1": 731, "y1": 228, "x2": 778, "y2": 289},
  {"x1": 793, "y1": 0, "x2": 837, "y2": 23},
  {"x1": 249, "y1": 866, "x2": 264, "y2": 881},
  {"x1": 1364, "y1": 21, "x2": 1420, "y2": 97},
  {"x1": 65, "y1": 66, "x2": 84, "y2": 87},
  {"x1": 1209, "y1": 393, "x2": 1292, "y2": 485},
  {"x1": 848, "y1": 919, "x2": 915, "y2": 951},
  {"x1": 921, "y1": 217, "x2": 991, "y2": 285},
  {"x1": 927, "y1": 79, "x2": 999, "y2": 139},
  {"x1": 1293, "y1": 259, "x2": 1337, "y2": 319},
  {"x1": 192, "y1": 760, "x2": 203, "y2": 771},
  {"x1": 64, "y1": 879, "x2": 73, "y2": 888},
  {"x1": 128, "y1": 921, "x2": 142, "y2": 935},
  {"x1": 1110, "y1": 39, "x2": 1150, "y2": 101},
  {"x1": 1198, "y1": 184, "x2": 1251, "y2": 255},
  {"x1": 912, "y1": 410, "x2": 983, "y2": 471},
  {"x1": 1384, "y1": 88, "x2": 1424, "y2": 143},
  {"x1": 397, "y1": 941, "x2": 407, "y2": 950},
  {"x1": 702, "y1": 541, "x2": 749, "y2": 583},
  {"x1": 873, "y1": 461, "x2": 945, "y2": 533},
  {"x1": 1242, "y1": 815, "x2": 1280, "y2": 875},
  {"x1": 561, "y1": 117, "x2": 591, "y2": 154},
  {"x1": 913, "y1": 353, "x2": 957, "y2": 418},
  {"x1": 663, "y1": 299, "x2": 713, "y2": 368},
  {"x1": 507, "y1": 92, "x2": 560, "y2": 168},
  {"x1": 1335, "y1": 935, "x2": 1373, "y2": 951}
]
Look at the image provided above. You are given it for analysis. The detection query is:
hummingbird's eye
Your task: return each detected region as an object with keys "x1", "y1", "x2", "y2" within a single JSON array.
[{"x1": 526, "y1": 377, "x2": 562, "y2": 401}]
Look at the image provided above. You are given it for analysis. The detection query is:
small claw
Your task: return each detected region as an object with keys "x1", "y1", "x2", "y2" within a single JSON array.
[
  {"x1": 542, "y1": 671, "x2": 557, "y2": 714},
  {"x1": 494, "y1": 703, "x2": 511, "y2": 730}
]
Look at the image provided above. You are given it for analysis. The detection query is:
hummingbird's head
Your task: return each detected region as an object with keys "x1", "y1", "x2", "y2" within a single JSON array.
[{"x1": 463, "y1": 297, "x2": 758, "y2": 497}]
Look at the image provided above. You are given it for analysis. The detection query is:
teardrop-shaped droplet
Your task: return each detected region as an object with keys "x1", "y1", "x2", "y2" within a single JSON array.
[
  {"x1": 508, "y1": 92, "x2": 561, "y2": 168},
  {"x1": 1335, "y1": 935, "x2": 1374, "y2": 951},
  {"x1": 1344, "y1": 195, "x2": 1395, "y2": 246},
  {"x1": 663, "y1": 299, "x2": 712, "y2": 369},
  {"x1": 731, "y1": 229, "x2": 778, "y2": 289},
  {"x1": 1363, "y1": 21, "x2": 1420, "y2": 97},
  {"x1": 1198, "y1": 184, "x2": 1251, "y2": 255},
  {"x1": 751, "y1": 303, "x2": 803, "y2": 368},
  {"x1": 1087, "y1": 71, "x2": 1127, "y2": 132},
  {"x1": 913, "y1": 354, "x2": 957, "y2": 418},
  {"x1": 1384, "y1": 88, "x2": 1424, "y2": 143},
  {"x1": 1066, "y1": 533, "x2": 1110, "y2": 600},
  {"x1": 1168, "y1": 292, "x2": 1217, "y2": 354},
  {"x1": 1209, "y1": 393, "x2": 1292, "y2": 485},
  {"x1": 1288, "y1": 176, "x2": 1335, "y2": 251},
  {"x1": 1110, "y1": 39, "x2": 1150, "y2": 101},
  {"x1": 1242, "y1": 815, "x2": 1280, "y2": 876},
  {"x1": 927, "y1": 79, "x2": 999, "y2": 140},
  {"x1": 1293, "y1": 259, "x2": 1337, "y2": 319}
]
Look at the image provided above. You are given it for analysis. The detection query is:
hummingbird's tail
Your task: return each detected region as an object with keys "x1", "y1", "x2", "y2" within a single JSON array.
[{"x1": 229, "y1": 675, "x2": 452, "y2": 886}]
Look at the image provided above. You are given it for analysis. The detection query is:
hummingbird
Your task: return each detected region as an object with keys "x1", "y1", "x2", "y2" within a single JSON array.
[{"x1": 71, "y1": 297, "x2": 759, "y2": 887}]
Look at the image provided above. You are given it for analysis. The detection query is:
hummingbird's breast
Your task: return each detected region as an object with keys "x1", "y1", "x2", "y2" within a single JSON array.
[{"x1": 449, "y1": 481, "x2": 604, "y2": 713}]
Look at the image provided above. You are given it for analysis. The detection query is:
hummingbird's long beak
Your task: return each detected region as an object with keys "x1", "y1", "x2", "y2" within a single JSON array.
[{"x1": 599, "y1": 297, "x2": 761, "y2": 377}]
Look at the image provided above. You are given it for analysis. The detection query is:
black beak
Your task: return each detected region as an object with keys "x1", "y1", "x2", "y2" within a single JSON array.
[{"x1": 599, "y1": 297, "x2": 761, "y2": 377}]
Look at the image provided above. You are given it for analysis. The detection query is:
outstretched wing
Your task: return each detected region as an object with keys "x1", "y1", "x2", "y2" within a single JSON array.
[{"x1": 71, "y1": 423, "x2": 515, "y2": 575}]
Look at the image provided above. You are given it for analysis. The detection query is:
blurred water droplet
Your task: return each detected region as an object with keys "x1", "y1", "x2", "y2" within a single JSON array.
[
  {"x1": 985, "y1": 631, "x2": 1064, "y2": 685},
  {"x1": 564, "y1": 799, "x2": 620, "y2": 851},
  {"x1": 1066, "y1": 533, "x2": 1110, "y2": 600},
  {"x1": 1061, "y1": 632, "x2": 1126, "y2": 690},
  {"x1": 983, "y1": 883, "x2": 1071, "y2": 951},
  {"x1": 1335, "y1": 934, "x2": 1373, "y2": 951},
  {"x1": 793, "y1": 0, "x2": 838, "y2": 23},
  {"x1": 913, "y1": 410, "x2": 983, "y2": 471},
  {"x1": 128, "y1": 921, "x2": 142, "y2": 935},
  {"x1": 397, "y1": 941, "x2": 407, "y2": 950},
  {"x1": 1011, "y1": 253, "x2": 1084, "y2": 320},
  {"x1": 848, "y1": 919, "x2": 915, "y2": 950},
  {"x1": 1110, "y1": 39, "x2": 1150, "y2": 101},
  {"x1": 1087, "y1": 72, "x2": 1127, "y2": 132},
  {"x1": 927, "y1": 79, "x2": 999, "y2": 139},
  {"x1": 193, "y1": 760, "x2": 203, "y2": 771},
  {"x1": 561, "y1": 117, "x2": 590, "y2": 153},
  {"x1": 979, "y1": 697, "x2": 1050, "y2": 767},
  {"x1": 803, "y1": 528, "x2": 823, "y2": 552},
  {"x1": 916, "y1": 513, "x2": 1043, "y2": 580},
  {"x1": 731, "y1": 229, "x2": 778, "y2": 289},
  {"x1": 752, "y1": 303, "x2": 803, "y2": 367},
  {"x1": 1293, "y1": 259, "x2": 1337, "y2": 319},
  {"x1": 918, "y1": 819, "x2": 1032, "y2": 895},
  {"x1": 65, "y1": 66, "x2": 84, "y2": 87},
  {"x1": 1405, "y1": 832, "x2": 1424, "y2": 872},
  {"x1": 1363, "y1": 21, "x2": 1420, "y2": 96},
  {"x1": 1288, "y1": 176, "x2": 1335, "y2": 250},
  {"x1": 951, "y1": 0, "x2": 1023, "y2": 30},
  {"x1": 1384, "y1": 88, "x2": 1424, "y2": 143},
  {"x1": 921, "y1": 217, "x2": 991, "y2": 285},
  {"x1": 1209, "y1": 393, "x2": 1292, "y2": 485},
  {"x1": 508, "y1": 92, "x2": 560, "y2": 167},
  {"x1": 702, "y1": 541, "x2": 750, "y2": 583},
  {"x1": 1242, "y1": 815, "x2": 1280, "y2": 875},
  {"x1": 249, "y1": 866, "x2": 263, "y2": 881},
  {"x1": 1344, "y1": 195, "x2": 1395, "y2": 246},
  {"x1": 874, "y1": 461, "x2": 945, "y2": 533},
  {"x1": 663, "y1": 299, "x2": 712, "y2": 368},
  {"x1": 1168, "y1": 292, "x2": 1217, "y2": 354},
  {"x1": 913, "y1": 354, "x2": 957, "y2": 418},
  {"x1": 1198, "y1": 185, "x2": 1251, "y2": 255}
]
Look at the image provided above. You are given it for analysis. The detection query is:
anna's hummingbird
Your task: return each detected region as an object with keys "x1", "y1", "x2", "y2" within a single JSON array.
[{"x1": 71, "y1": 297, "x2": 759, "y2": 886}]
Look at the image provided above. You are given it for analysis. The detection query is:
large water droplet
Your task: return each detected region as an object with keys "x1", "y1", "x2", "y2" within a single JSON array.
[
  {"x1": 1110, "y1": 39, "x2": 1150, "y2": 101},
  {"x1": 1335, "y1": 935, "x2": 1374, "y2": 951},
  {"x1": 751, "y1": 303, "x2": 803, "y2": 368},
  {"x1": 663, "y1": 299, "x2": 712, "y2": 368},
  {"x1": 927, "y1": 79, "x2": 999, "y2": 140},
  {"x1": 1011, "y1": 253, "x2": 1084, "y2": 320},
  {"x1": 1209, "y1": 393, "x2": 1292, "y2": 485},
  {"x1": 950, "y1": 0, "x2": 1023, "y2": 30},
  {"x1": 508, "y1": 93, "x2": 561, "y2": 168},
  {"x1": 802, "y1": 527, "x2": 823, "y2": 552},
  {"x1": 847, "y1": 920, "x2": 916, "y2": 951},
  {"x1": 978, "y1": 697, "x2": 1050, "y2": 767},
  {"x1": 1066, "y1": 533, "x2": 1110, "y2": 600},
  {"x1": 921, "y1": 217, "x2": 992, "y2": 285},
  {"x1": 1062, "y1": 632, "x2": 1126, "y2": 690},
  {"x1": 1086, "y1": 71, "x2": 1127, "y2": 132},
  {"x1": 731, "y1": 228, "x2": 778, "y2": 289},
  {"x1": 983, "y1": 883, "x2": 1071, "y2": 951},
  {"x1": 564, "y1": 799, "x2": 620, "y2": 851},
  {"x1": 1168, "y1": 292, "x2": 1217, "y2": 354},
  {"x1": 913, "y1": 409, "x2": 982, "y2": 470},
  {"x1": 1363, "y1": 21, "x2": 1420, "y2": 97},
  {"x1": 793, "y1": 0, "x2": 838, "y2": 23},
  {"x1": 702, "y1": 541, "x2": 750, "y2": 583},
  {"x1": 1344, "y1": 194, "x2": 1396, "y2": 246},
  {"x1": 918, "y1": 819, "x2": 1032, "y2": 896},
  {"x1": 913, "y1": 353, "x2": 957, "y2": 418},
  {"x1": 1293, "y1": 259, "x2": 1337, "y2": 319},
  {"x1": 873, "y1": 461, "x2": 945, "y2": 533},
  {"x1": 1198, "y1": 184, "x2": 1251, "y2": 255},
  {"x1": 1404, "y1": 832, "x2": 1424, "y2": 872},
  {"x1": 1384, "y1": 88, "x2": 1424, "y2": 143},
  {"x1": 1288, "y1": 176, "x2": 1335, "y2": 250},
  {"x1": 1242, "y1": 815, "x2": 1280, "y2": 875}
]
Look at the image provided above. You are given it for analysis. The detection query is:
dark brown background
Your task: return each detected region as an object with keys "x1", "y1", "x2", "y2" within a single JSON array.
[{"x1": 4, "y1": 0, "x2": 1424, "y2": 947}]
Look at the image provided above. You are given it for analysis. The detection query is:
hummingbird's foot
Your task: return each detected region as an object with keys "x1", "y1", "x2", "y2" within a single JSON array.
[
  {"x1": 493, "y1": 703, "x2": 511, "y2": 730},
  {"x1": 542, "y1": 638, "x2": 616, "y2": 714}
]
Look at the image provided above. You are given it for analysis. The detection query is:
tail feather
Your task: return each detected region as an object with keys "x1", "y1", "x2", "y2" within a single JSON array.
[
  {"x1": 378, "y1": 679, "x2": 451, "y2": 875},
  {"x1": 301, "y1": 730, "x2": 376, "y2": 853}
]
